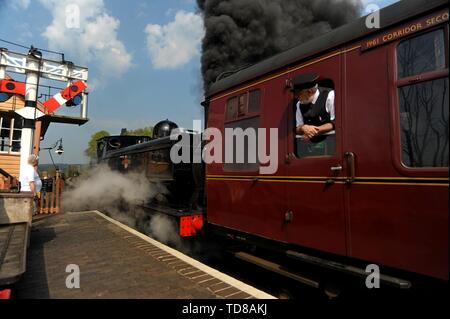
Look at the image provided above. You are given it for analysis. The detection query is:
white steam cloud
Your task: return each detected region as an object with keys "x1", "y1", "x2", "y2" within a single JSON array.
[{"x1": 63, "y1": 164, "x2": 181, "y2": 247}]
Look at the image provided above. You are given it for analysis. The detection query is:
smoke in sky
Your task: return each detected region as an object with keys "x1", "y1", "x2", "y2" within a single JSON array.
[{"x1": 197, "y1": 0, "x2": 362, "y2": 90}]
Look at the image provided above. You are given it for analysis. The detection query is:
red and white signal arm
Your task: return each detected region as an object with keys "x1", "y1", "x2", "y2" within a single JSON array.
[
  {"x1": 0, "y1": 79, "x2": 26, "y2": 95},
  {"x1": 43, "y1": 80, "x2": 87, "y2": 113}
]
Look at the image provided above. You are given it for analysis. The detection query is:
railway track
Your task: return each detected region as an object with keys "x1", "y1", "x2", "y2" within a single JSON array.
[{"x1": 104, "y1": 208, "x2": 448, "y2": 304}]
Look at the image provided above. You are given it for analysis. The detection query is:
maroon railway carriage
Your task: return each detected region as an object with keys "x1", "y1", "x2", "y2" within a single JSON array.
[{"x1": 203, "y1": 0, "x2": 449, "y2": 284}]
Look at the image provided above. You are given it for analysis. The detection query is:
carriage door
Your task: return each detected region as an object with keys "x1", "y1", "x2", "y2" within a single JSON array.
[
  {"x1": 343, "y1": 27, "x2": 449, "y2": 280},
  {"x1": 285, "y1": 54, "x2": 347, "y2": 256}
]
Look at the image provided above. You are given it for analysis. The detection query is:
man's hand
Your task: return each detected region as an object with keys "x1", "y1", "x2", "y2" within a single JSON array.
[
  {"x1": 317, "y1": 123, "x2": 334, "y2": 135},
  {"x1": 301, "y1": 125, "x2": 320, "y2": 139}
]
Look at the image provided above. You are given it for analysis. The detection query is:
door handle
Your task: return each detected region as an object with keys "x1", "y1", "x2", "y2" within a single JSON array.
[
  {"x1": 327, "y1": 165, "x2": 343, "y2": 185},
  {"x1": 284, "y1": 210, "x2": 294, "y2": 223},
  {"x1": 345, "y1": 152, "x2": 356, "y2": 184},
  {"x1": 330, "y1": 165, "x2": 343, "y2": 172}
]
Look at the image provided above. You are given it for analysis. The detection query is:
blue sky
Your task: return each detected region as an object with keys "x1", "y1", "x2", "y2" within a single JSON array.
[{"x1": 0, "y1": 0, "x2": 397, "y2": 164}]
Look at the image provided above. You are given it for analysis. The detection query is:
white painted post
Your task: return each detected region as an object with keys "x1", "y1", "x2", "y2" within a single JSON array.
[
  {"x1": 0, "y1": 48, "x2": 6, "y2": 79},
  {"x1": 19, "y1": 55, "x2": 40, "y2": 186},
  {"x1": 0, "y1": 65, "x2": 5, "y2": 79},
  {"x1": 80, "y1": 81, "x2": 88, "y2": 119}
]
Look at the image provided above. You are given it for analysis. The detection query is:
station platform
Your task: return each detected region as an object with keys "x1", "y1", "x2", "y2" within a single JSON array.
[
  {"x1": 11, "y1": 210, "x2": 275, "y2": 299},
  {"x1": 0, "y1": 223, "x2": 28, "y2": 287}
]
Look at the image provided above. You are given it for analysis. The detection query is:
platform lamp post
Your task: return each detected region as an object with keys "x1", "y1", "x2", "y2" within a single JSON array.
[{"x1": 41, "y1": 138, "x2": 64, "y2": 175}]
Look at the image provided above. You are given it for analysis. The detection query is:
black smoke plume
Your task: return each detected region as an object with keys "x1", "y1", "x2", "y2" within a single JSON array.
[{"x1": 197, "y1": 0, "x2": 362, "y2": 91}]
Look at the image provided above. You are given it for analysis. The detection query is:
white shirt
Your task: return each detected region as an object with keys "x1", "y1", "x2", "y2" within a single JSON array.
[
  {"x1": 20, "y1": 164, "x2": 42, "y2": 193},
  {"x1": 296, "y1": 89, "x2": 335, "y2": 127}
]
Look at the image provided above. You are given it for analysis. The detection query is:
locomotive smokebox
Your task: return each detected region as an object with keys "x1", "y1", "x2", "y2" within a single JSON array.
[{"x1": 153, "y1": 120, "x2": 178, "y2": 139}]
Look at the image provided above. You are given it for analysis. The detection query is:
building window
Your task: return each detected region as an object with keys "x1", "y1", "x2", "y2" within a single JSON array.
[
  {"x1": 0, "y1": 115, "x2": 22, "y2": 154},
  {"x1": 397, "y1": 29, "x2": 449, "y2": 168}
]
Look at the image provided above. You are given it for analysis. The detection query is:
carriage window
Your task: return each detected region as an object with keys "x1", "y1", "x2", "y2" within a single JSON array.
[
  {"x1": 295, "y1": 85, "x2": 336, "y2": 158},
  {"x1": 238, "y1": 94, "x2": 247, "y2": 117},
  {"x1": 248, "y1": 90, "x2": 261, "y2": 113},
  {"x1": 397, "y1": 29, "x2": 449, "y2": 168},
  {"x1": 397, "y1": 29, "x2": 446, "y2": 79},
  {"x1": 225, "y1": 97, "x2": 238, "y2": 121},
  {"x1": 225, "y1": 89, "x2": 262, "y2": 122},
  {"x1": 399, "y1": 78, "x2": 449, "y2": 167},
  {"x1": 224, "y1": 117, "x2": 260, "y2": 172},
  {"x1": 224, "y1": 89, "x2": 262, "y2": 172}
]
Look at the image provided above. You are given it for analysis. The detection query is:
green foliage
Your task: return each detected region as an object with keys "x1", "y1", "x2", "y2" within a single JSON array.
[
  {"x1": 121, "y1": 127, "x2": 153, "y2": 137},
  {"x1": 85, "y1": 127, "x2": 153, "y2": 161},
  {"x1": 85, "y1": 130, "x2": 110, "y2": 159},
  {"x1": 66, "y1": 165, "x2": 82, "y2": 178}
]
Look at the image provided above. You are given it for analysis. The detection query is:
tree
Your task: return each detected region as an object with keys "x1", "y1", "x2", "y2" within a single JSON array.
[
  {"x1": 66, "y1": 165, "x2": 81, "y2": 178},
  {"x1": 85, "y1": 130, "x2": 110, "y2": 159},
  {"x1": 121, "y1": 127, "x2": 153, "y2": 137}
]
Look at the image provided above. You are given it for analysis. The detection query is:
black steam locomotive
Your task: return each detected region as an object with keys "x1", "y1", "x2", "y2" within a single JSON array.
[{"x1": 96, "y1": 120, "x2": 205, "y2": 237}]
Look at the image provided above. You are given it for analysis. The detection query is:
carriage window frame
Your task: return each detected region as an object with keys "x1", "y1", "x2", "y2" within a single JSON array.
[
  {"x1": 397, "y1": 28, "x2": 446, "y2": 78},
  {"x1": 225, "y1": 89, "x2": 262, "y2": 124},
  {"x1": 294, "y1": 80, "x2": 337, "y2": 159},
  {"x1": 223, "y1": 89, "x2": 263, "y2": 172},
  {"x1": 395, "y1": 27, "x2": 449, "y2": 170}
]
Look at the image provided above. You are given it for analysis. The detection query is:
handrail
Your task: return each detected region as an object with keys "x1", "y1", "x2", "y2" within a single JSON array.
[{"x1": 0, "y1": 167, "x2": 14, "y2": 179}]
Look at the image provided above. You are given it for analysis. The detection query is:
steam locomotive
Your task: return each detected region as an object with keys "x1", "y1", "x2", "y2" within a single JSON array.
[
  {"x1": 98, "y1": 0, "x2": 449, "y2": 291},
  {"x1": 96, "y1": 120, "x2": 206, "y2": 237}
]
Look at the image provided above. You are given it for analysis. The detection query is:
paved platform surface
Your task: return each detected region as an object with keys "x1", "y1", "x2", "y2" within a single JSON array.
[{"x1": 12, "y1": 211, "x2": 274, "y2": 299}]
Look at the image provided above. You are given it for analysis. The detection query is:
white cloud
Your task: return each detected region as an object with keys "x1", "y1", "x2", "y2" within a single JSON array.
[
  {"x1": 38, "y1": 0, "x2": 132, "y2": 81},
  {"x1": 145, "y1": 10, "x2": 204, "y2": 70},
  {"x1": 10, "y1": 0, "x2": 30, "y2": 10}
]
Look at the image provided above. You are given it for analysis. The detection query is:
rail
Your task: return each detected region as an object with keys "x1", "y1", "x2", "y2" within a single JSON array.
[{"x1": 0, "y1": 168, "x2": 19, "y2": 192}]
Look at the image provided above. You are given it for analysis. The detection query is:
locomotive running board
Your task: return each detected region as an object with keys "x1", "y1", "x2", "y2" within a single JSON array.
[
  {"x1": 234, "y1": 251, "x2": 320, "y2": 289},
  {"x1": 139, "y1": 204, "x2": 200, "y2": 218},
  {"x1": 286, "y1": 250, "x2": 412, "y2": 289}
]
